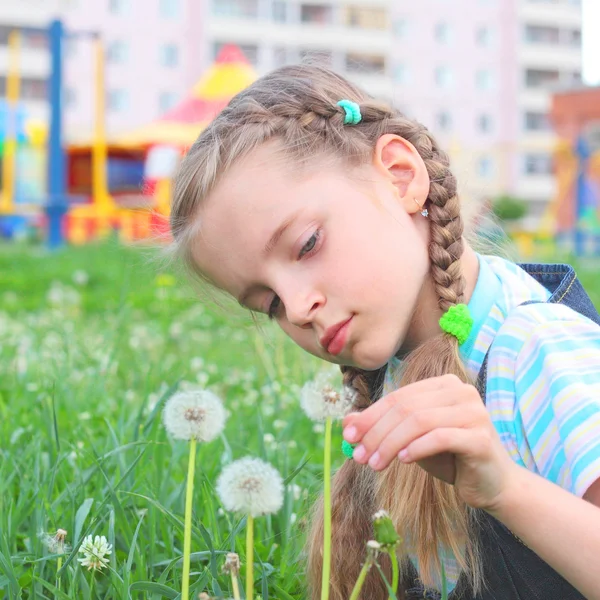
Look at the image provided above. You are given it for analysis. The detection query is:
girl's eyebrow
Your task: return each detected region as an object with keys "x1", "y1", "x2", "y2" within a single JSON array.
[
  {"x1": 263, "y1": 209, "x2": 303, "y2": 256},
  {"x1": 238, "y1": 209, "x2": 305, "y2": 309}
]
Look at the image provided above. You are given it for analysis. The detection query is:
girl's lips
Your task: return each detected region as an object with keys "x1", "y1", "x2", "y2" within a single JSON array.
[{"x1": 326, "y1": 317, "x2": 352, "y2": 355}]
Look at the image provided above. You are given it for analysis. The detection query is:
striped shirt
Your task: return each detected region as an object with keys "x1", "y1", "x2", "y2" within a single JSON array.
[{"x1": 383, "y1": 253, "x2": 600, "y2": 592}]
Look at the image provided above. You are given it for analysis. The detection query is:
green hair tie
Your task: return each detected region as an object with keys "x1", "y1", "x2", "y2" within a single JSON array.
[
  {"x1": 439, "y1": 304, "x2": 473, "y2": 345},
  {"x1": 337, "y1": 99, "x2": 362, "y2": 125},
  {"x1": 342, "y1": 439, "x2": 357, "y2": 460}
]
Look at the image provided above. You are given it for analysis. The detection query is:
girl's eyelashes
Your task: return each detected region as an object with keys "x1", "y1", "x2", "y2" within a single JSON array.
[
  {"x1": 298, "y1": 229, "x2": 321, "y2": 259},
  {"x1": 267, "y1": 228, "x2": 322, "y2": 320},
  {"x1": 268, "y1": 295, "x2": 281, "y2": 320}
]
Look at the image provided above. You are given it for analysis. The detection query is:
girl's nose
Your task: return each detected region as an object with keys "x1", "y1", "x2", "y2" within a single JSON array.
[{"x1": 285, "y1": 292, "x2": 325, "y2": 329}]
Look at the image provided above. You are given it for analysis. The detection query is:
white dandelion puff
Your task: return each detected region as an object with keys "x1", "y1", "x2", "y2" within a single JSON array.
[
  {"x1": 162, "y1": 389, "x2": 226, "y2": 442},
  {"x1": 77, "y1": 535, "x2": 112, "y2": 571},
  {"x1": 300, "y1": 371, "x2": 356, "y2": 422},
  {"x1": 216, "y1": 457, "x2": 284, "y2": 518},
  {"x1": 39, "y1": 528, "x2": 70, "y2": 555}
]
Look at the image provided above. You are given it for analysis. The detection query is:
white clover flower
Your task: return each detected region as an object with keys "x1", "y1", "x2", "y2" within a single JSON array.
[
  {"x1": 300, "y1": 371, "x2": 356, "y2": 422},
  {"x1": 39, "y1": 528, "x2": 71, "y2": 555},
  {"x1": 72, "y1": 270, "x2": 89, "y2": 286},
  {"x1": 77, "y1": 535, "x2": 112, "y2": 571},
  {"x1": 162, "y1": 389, "x2": 226, "y2": 442},
  {"x1": 216, "y1": 457, "x2": 284, "y2": 518}
]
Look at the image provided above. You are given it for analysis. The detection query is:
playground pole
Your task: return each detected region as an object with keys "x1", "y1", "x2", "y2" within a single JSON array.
[
  {"x1": 0, "y1": 30, "x2": 21, "y2": 215},
  {"x1": 46, "y1": 19, "x2": 67, "y2": 249},
  {"x1": 92, "y1": 34, "x2": 110, "y2": 219}
]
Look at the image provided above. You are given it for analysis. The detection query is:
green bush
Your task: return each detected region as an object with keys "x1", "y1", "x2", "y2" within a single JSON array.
[{"x1": 492, "y1": 195, "x2": 529, "y2": 222}]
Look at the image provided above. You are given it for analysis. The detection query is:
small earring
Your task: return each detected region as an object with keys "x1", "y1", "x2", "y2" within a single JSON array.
[{"x1": 413, "y1": 197, "x2": 428, "y2": 218}]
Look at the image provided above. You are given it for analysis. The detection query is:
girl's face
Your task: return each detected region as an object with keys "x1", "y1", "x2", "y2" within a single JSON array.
[{"x1": 191, "y1": 135, "x2": 432, "y2": 371}]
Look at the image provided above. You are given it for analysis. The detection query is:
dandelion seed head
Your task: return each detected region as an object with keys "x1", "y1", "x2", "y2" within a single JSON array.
[
  {"x1": 216, "y1": 457, "x2": 284, "y2": 518},
  {"x1": 39, "y1": 528, "x2": 70, "y2": 555},
  {"x1": 300, "y1": 371, "x2": 356, "y2": 422},
  {"x1": 77, "y1": 534, "x2": 112, "y2": 571},
  {"x1": 162, "y1": 389, "x2": 226, "y2": 442},
  {"x1": 222, "y1": 552, "x2": 240, "y2": 575}
]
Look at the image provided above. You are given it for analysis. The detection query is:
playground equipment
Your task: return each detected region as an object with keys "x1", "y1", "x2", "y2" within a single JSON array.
[
  {"x1": 0, "y1": 19, "x2": 256, "y2": 248},
  {"x1": 547, "y1": 87, "x2": 600, "y2": 256},
  {"x1": 65, "y1": 43, "x2": 257, "y2": 245}
]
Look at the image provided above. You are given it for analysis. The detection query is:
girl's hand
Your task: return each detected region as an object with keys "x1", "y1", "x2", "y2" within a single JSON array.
[{"x1": 342, "y1": 374, "x2": 520, "y2": 512}]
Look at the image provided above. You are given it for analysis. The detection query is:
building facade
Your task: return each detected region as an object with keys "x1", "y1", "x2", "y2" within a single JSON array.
[{"x1": 0, "y1": 0, "x2": 583, "y2": 217}]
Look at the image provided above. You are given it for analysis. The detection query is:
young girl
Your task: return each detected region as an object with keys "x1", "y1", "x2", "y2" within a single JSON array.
[{"x1": 168, "y1": 64, "x2": 600, "y2": 600}]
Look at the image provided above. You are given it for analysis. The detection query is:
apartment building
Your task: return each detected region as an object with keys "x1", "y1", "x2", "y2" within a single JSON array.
[{"x1": 0, "y1": 0, "x2": 583, "y2": 218}]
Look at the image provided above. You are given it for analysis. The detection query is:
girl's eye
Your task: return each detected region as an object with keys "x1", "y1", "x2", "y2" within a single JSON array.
[
  {"x1": 268, "y1": 295, "x2": 281, "y2": 320},
  {"x1": 299, "y1": 230, "x2": 320, "y2": 259}
]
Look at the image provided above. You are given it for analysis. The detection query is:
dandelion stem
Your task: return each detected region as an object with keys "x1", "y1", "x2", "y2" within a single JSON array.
[
  {"x1": 231, "y1": 570, "x2": 242, "y2": 600},
  {"x1": 181, "y1": 438, "x2": 197, "y2": 600},
  {"x1": 321, "y1": 416, "x2": 333, "y2": 600},
  {"x1": 56, "y1": 556, "x2": 62, "y2": 593},
  {"x1": 389, "y1": 549, "x2": 399, "y2": 595},
  {"x1": 349, "y1": 559, "x2": 372, "y2": 600},
  {"x1": 246, "y1": 514, "x2": 254, "y2": 600}
]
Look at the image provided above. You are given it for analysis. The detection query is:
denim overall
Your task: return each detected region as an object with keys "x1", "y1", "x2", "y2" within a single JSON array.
[{"x1": 367, "y1": 263, "x2": 600, "y2": 600}]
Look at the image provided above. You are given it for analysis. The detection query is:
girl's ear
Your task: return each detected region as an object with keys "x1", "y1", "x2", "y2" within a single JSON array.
[{"x1": 373, "y1": 133, "x2": 431, "y2": 215}]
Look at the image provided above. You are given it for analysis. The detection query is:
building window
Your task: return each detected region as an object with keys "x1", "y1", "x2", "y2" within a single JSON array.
[
  {"x1": 476, "y1": 26, "x2": 491, "y2": 47},
  {"x1": 435, "y1": 66, "x2": 453, "y2": 88},
  {"x1": 22, "y1": 28, "x2": 48, "y2": 50},
  {"x1": 478, "y1": 113, "x2": 493, "y2": 133},
  {"x1": 300, "y1": 48, "x2": 333, "y2": 66},
  {"x1": 109, "y1": 0, "x2": 130, "y2": 15},
  {"x1": 524, "y1": 111, "x2": 551, "y2": 131},
  {"x1": 394, "y1": 64, "x2": 409, "y2": 84},
  {"x1": 159, "y1": 91, "x2": 177, "y2": 112},
  {"x1": 213, "y1": 42, "x2": 258, "y2": 65},
  {"x1": 476, "y1": 69, "x2": 494, "y2": 90},
  {"x1": 524, "y1": 153, "x2": 553, "y2": 175},
  {"x1": 63, "y1": 87, "x2": 76, "y2": 108},
  {"x1": 435, "y1": 22, "x2": 451, "y2": 44},
  {"x1": 394, "y1": 18, "x2": 409, "y2": 39},
  {"x1": 273, "y1": 1, "x2": 286, "y2": 22},
  {"x1": 568, "y1": 29, "x2": 582, "y2": 46},
  {"x1": 159, "y1": 44, "x2": 179, "y2": 67},
  {"x1": 478, "y1": 156, "x2": 494, "y2": 178},
  {"x1": 524, "y1": 24, "x2": 559, "y2": 44},
  {"x1": 212, "y1": 0, "x2": 259, "y2": 18},
  {"x1": 436, "y1": 111, "x2": 452, "y2": 131},
  {"x1": 107, "y1": 40, "x2": 129, "y2": 64},
  {"x1": 345, "y1": 52, "x2": 385, "y2": 75},
  {"x1": 107, "y1": 89, "x2": 128, "y2": 112},
  {"x1": 300, "y1": 4, "x2": 333, "y2": 25},
  {"x1": 273, "y1": 46, "x2": 288, "y2": 67},
  {"x1": 20, "y1": 77, "x2": 47, "y2": 100},
  {"x1": 344, "y1": 6, "x2": 387, "y2": 30},
  {"x1": 159, "y1": 0, "x2": 180, "y2": 18},
  {"x1": 525, "y1": 68, "x2": 559, "y2": 88}
]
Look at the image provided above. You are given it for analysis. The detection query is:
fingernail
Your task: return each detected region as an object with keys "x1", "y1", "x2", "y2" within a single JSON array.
[
  {"x1": 368, "y1": 451, "x2": 380, "y2": 469},
  {"x1": 353, "y1": 444, "x2": 366, "y2": 461},
  {"x1": 398, "y1": 449, "x2": 409, "y2": 461},
  {"x1": 343, "y1": 426, "x2": 357, "y2": 442}
]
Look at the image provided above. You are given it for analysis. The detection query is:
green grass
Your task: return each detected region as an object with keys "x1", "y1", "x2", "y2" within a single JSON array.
[
  {"x1": 0, "y1": 240, "x2": 327, "y2": 599},
  {"x1": 1, "y1": 240, "x2": 598, "y2": 600}
]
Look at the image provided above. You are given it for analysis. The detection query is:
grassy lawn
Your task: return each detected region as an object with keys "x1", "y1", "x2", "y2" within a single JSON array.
[{"x1": 1, "y1": 240, "x2": 598, "y2": 599}]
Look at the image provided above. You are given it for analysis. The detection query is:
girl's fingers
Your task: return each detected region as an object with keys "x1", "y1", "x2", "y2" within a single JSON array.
[
  {"x1": 356, "y1": 403, "x2": 486, "y2": 470},
  {"x1": 399, "y1": 426, "x2": 493, "y2": 466},
  {"x1": 351, "y1": 391, "x2": 472, "y2": 462},
  {"x1": 343, "y1": 374, "x2": 476, "y2": 444}
]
